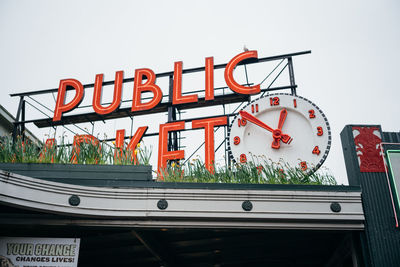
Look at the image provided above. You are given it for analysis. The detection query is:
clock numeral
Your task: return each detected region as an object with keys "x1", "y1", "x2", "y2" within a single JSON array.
[
  {"x1": 269, "y1": 97, "x2": 280, "y2": 106},
  {"x1": 293, "y1": 99, "x2": 297, "y2": 108},
  {"x1": 309, "y1": 109, "x2": 315, "y2": 118},
  {"x1": 300, "y1": 161, "x2": 307, "y2": 171},
  {"x1": 251, "y1": 104, "x2": 259, "y2": 113},
  {"x1": 233, "y1": 136, "x2": 240, "y2": 145},
  {"x1": 238, "y1": 118, "x2": 247, "y2": 127},
  {"x1": 240, "y1": 154, "x2": 247, "y2": 163},
  {"x1": 312, "y1": 146, "x2": 321, "y2": 155},
  {"x1": 317, "y1": 127, "x2": 323, "y2": 136}
]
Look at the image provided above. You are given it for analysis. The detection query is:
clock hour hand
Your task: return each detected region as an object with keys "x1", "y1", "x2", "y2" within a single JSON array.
[
  {"x1": 239, "y1": 111, "x2": 274, "y2": 133},
  {"x1": 272, "y1": 108, "x2": 292, "y2": 149}
]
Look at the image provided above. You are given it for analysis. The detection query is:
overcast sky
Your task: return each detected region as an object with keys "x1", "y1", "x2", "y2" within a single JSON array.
[{"x1": 1, "y1": 0, "x2": 399, "y2": 184}]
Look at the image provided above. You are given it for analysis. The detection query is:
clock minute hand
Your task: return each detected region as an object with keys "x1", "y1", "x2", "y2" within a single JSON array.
[
  {"x1": 272, "y1": 108, "x2": 292, "y2": 149},
  {"x1": 276, "y1": 108, "x2": 292, "y2": 144},
  {"x1": 239, "y1": 111, "x2": 274, "y2": 133},
  {"x1": 277, "y1": 108, "x2": 288, "y2": 130}
]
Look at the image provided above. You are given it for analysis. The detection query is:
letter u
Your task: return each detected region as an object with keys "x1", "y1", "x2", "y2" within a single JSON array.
[{"x1": 93, "y1": 71, "x2": 124, "y2": 115}]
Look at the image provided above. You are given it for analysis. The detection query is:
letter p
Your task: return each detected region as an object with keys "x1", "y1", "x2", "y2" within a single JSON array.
[{"x1": 53, "y1": 79, "x2": 84, "y2": 121}]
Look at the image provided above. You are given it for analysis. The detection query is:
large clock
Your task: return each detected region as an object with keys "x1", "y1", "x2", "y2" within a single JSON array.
[{"x1": 227, "y1": 93, "x2": 331, "y2": 172}]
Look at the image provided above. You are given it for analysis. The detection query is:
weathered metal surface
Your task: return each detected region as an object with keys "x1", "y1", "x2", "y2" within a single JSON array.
[
  {"x1": 0, "y1": 163, "x2": 153, "y2": 186},
  {"x1": 341, "y1": 125, "x2": 400, "y2": 266},
  {"x1": 0, "y1": 170, "x2": 364, "y2": 230}
]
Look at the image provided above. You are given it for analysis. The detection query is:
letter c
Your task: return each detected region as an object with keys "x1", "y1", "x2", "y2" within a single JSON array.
[{"x1": 224, "y1": 51, "x2": 260, "y2": 95}]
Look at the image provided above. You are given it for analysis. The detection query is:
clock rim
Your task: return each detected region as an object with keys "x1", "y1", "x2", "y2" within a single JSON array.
[{"x1": 227, "y1": 93, "x2": 332, "y2": 173}]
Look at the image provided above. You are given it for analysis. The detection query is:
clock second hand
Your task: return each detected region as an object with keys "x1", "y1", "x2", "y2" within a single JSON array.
[{"x1": 239, "y1": 110, "x2": 292, "y2": 149}]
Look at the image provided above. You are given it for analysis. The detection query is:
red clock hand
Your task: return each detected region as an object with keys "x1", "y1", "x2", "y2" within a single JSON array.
[
  {"x1": 239, "y1": 111, "x2": 274, "y2": 133},
  {"x1": 271, "y1": 108, "x2": 292, "y2": 149},
  {"x1": 239, "y1": 110, "x2": 292, "y2": 150},
  {"x1": 271, "y1": 138, "x2": 280, "y2": 149},
  {"x1": 280, "y1": 134, "x2": 292, "y2": 144},
  {"x1": 277, "y1": 108, "x2": 287, "y2": 130}
]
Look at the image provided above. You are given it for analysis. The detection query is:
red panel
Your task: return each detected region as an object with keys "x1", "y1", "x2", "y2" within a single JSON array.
[{"x1": 353, "y1": 126, "x2": 385, "y2": 172}]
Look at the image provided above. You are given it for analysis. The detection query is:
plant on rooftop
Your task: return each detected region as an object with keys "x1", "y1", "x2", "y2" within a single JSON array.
[
  {"x1": 1, "y1": 135, "x2": 336, "y2": 185},
  {"x1": 0, "y1": 134, "x2": 151, "y2": 165},
  {"x1": 160, "y1": 157, "x2": 337, "y2": 185}
]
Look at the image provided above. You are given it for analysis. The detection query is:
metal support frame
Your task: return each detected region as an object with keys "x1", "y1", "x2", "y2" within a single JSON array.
[
  {"x1": 10, "y1": 51, "x2": 310, "y2": 98},
  {"x1": 287, "y1": 57, "x2": 297, "y2": 96},
  {"x1": 9, "y1": 50, "x2": 310, "y2": 168},
  {"x1": 12, "y1": 96, "x2": 25, "y2": 141},
  {"x1": 167, "y1": 75, "x2": 179, "y2": 152},
  {"x1": 131, "y1": 230, "x2": 176, "y2": 266}
]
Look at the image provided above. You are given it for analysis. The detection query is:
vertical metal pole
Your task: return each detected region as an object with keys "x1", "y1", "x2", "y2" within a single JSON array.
[
  {"x1": 167, "y1": 75, "x2": 173, "y2": 151},
  {"x1": 172, "y1": 108, "x2": 178, "y2": 151},
  {"x1": 130, "y1": 117, "x2": 134, "y2": 137},
  {"x1": 13, "y1": 96, "x2": 24, "y2": 141},
  {"x1": 223, "y1": 104, "x2": 228, "y2": 168},
  {"x1": 244, "y1": 64, "x2": 249, "y2": 86},
  {"x1": 21, "y1": 100, "x2": 26, "y2": 139},
  {"x1": 222, "y1": 87, "x2": 231, "y2": 169},
  {"x1": 91, "y1": 122, "x2": 95, "y2": 135},
  {"x1": 287, "y1": 57, "x2": 296, "y2": 96},
  {"x1": 167, "y1": 75, "x2": 178, "y2": 152},
  {"x1": 53, "y1": 126, "x2": 57, "y2": 140},
  {"x1": 177, "y1": 109, "x2": 181, "y2": 150}
]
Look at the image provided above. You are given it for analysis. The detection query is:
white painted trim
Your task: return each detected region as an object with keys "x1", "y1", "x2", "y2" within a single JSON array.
[{"x1": 0, "y1": 170, "x2": 364, "y2": 230}]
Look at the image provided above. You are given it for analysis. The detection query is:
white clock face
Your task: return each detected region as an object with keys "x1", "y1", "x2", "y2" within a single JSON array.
[{"x1": 228, "y1": 93, "x2": 331, "y2": 172}]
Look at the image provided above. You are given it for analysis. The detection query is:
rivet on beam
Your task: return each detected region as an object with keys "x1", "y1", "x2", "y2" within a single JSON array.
[
  {"x1": 330, "y1": 202, "x2": 341, "y2": 213},
  {"x1": 242, "y1": 200, "x2": 253, "y2": 211},
  {"x1": 68, "y1": 195, "x2": 80, "y2": 206},
  {"x1": 157, "y1": 199, "x2": 168, "y2": 210}
]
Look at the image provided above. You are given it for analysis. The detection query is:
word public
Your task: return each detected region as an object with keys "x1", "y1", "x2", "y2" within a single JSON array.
[{"x1": 52, "y1": 51, "x2": 262, "y2": 175}]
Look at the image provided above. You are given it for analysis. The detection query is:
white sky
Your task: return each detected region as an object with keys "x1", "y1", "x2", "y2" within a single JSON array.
[{"x1": 1, "y1": 0, "x2": 399, "y2": 185}]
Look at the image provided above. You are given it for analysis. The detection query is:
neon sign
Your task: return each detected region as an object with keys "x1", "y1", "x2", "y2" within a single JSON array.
[
  {"x1": 53, "y1": 51, "x2": 260, "y2": 121},
  {"x1": 51, "y1": 51, "x2": 261, "y2": 176}
]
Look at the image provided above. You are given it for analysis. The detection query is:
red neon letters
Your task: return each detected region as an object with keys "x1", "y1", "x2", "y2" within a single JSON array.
[
  {"x1": 157, "y1": 121, "x2": 185, "y2": 179},
  {"x1": 70, "y1": 135, "x2": 100, "y2": 164},
  {"x1": 53, "y1": 79, "x2": 84, "y2": 121},
  {"x1": 53, "y1": 51, "x2": 260, "y2": 120},
  {"x1": 115, "y1": 127, "x2": 148, "y2": 164},
  {"x1": 93, "y1": 71, "x2": 123, "y2": 115},
  {"x1": 172, "y1": 61, "x2": 199, "y2": 105},
  {"x1": 52, "y1": 51, "x2": 263, "y2": 173},
  {"x1": 205, "y1": 57, "x2": 214, "y2": 101},
  {"x1": 224, "y1": 50, "x2": 260, "y2": 95},
  {"x1": 192, "y1": 116, "x2": 227, "y2": 173},
  {"x1": 132, "y1": 68, "x2": 163, "y2": 112},
  {"x1": 39, "y1": 138, "x2": 56, "y2": 163}
]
